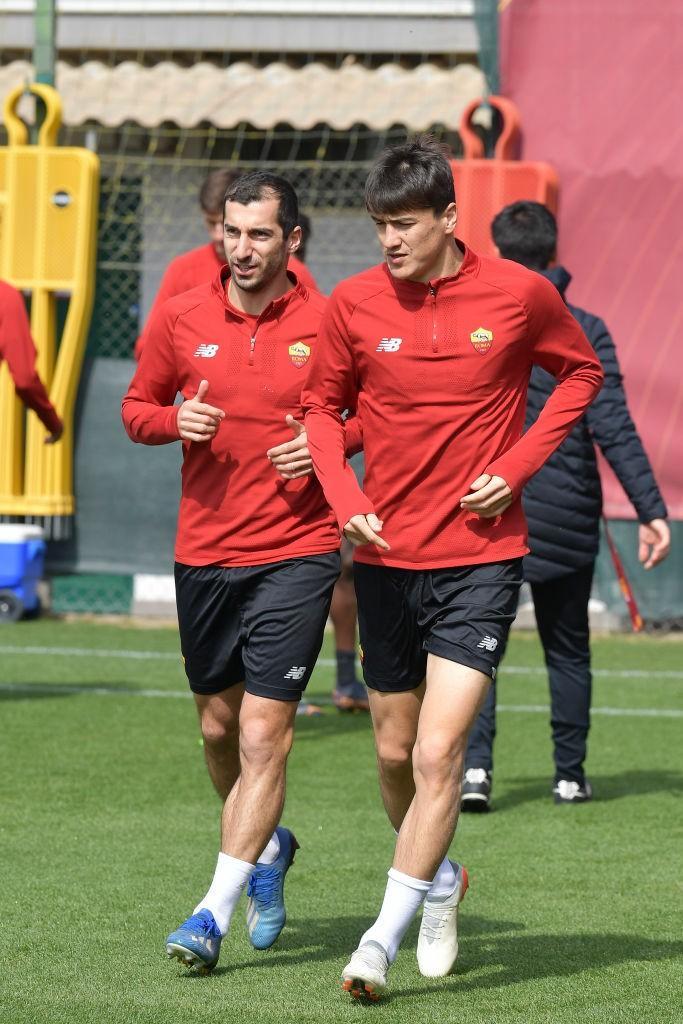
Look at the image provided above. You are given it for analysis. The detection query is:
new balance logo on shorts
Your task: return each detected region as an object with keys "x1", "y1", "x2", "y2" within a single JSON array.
[
  {"x1": 194, "y1": 343, "x2": 219, "y2": 358},
  {"x1": 376, "y1": 337, "x2": 403, "y2": 353},
  {"x1": 477, "y1": 635, "x2": 498, "y2": 652},
  {"x1": 284, "y1": 665, "x2": 306, "y2": 680}
]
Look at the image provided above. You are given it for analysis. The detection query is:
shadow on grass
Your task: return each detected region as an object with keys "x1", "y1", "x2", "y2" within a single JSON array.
[
  {"x1": 0, "y1": 684, "x2": 76, "y2": 701},
  {"x1": 175, "y1": 912, "x2": 682, "y2": 1002},
  {"x1": 391, "y1": 929, "x2": 683, "y2": 1000},
  {"x1": 492, "y1": 769, "x2": 683, "y2": 812},
  {"x1": 192, "y1": 913, "x2": 523, "y2": 976}
]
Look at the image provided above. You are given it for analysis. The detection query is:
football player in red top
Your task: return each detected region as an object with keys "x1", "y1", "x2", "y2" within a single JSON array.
[
  {"x1": 133, "y1": 168, "x2": 364, "y2": 706},
  {"x1": 302, "y1": 138, "x2": 603, "y2": 998},
  {"x1": 123, "y1": 172, "x2": 361, "y2": 972}
]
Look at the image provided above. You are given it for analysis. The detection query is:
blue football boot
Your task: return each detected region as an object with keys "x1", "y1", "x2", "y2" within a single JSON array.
[
  {"x1": 246, "y1": 826, "x2": 300, "y2": 950},
  {"x1": 166, "y1": 908, "x2": 222, "y2": 973}
]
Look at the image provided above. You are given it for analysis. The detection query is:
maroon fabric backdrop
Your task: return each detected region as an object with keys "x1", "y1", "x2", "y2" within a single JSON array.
[{"x1": 500, "y1": 0, "x2": 683, "y2": 517}]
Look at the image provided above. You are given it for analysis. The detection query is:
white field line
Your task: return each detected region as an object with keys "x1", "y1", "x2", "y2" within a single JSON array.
[
  {"x1": 0, "y1": 680, "x2": 681, "y2": 718},
  {"x1": 0, "y1": 644, "x2": 682, "y2": 680},
  {"x1": 0, "y1": 644, "x2": 180, "y2": 661},
  {"x1": 497, "y1": 704, "x2": 683, "y2": 719}
]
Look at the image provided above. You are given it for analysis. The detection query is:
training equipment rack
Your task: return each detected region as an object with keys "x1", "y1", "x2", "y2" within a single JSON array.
[{"x1": 0, "y1": 82, "x2": 99, "y2": 537}]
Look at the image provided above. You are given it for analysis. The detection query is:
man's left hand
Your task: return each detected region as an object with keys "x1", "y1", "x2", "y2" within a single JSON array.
[
  {"x1": 460, "y1": 474, "x2": 513, "y2": 518},
  {"x1": 267, "y1": 414, "x2": 313, "y2": 479},
  {"x1": 638, "y1": 518, "x2": 670, "y2": 570}
]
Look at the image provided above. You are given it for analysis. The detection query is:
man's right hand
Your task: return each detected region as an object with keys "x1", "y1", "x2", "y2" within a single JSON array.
[
  {"x1": 44, "y1": 424, "x2": 63, "y2": 445},
  {"x1": 638, "y1": 518, "x2": 670, "y2": 570},
  {"x1": 177, "y1": 379, "x2": 225, "y2": 442},
  {"x1": 343, "y1": 513, "x2": 390, "y2": 550}
]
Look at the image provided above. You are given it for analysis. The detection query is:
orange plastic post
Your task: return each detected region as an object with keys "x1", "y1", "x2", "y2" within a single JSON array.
[{"x1": 451, "y1": 96, "x2": 559, "y2": 257}]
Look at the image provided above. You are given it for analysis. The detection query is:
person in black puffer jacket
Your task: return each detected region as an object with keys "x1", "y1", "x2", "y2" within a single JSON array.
[{"x1": 463, "y1": 201, "x2": 670, "y2": 808}]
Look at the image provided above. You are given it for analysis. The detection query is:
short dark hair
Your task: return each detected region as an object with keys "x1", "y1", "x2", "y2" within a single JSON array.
[
  {"x1": 491, "y1": 201, "x2": 557, "y2": 271},
  {"x1": 364, "y1": 136, "x2": 455, "y2": 217},
  {"x1": 224, "y1": 171, "x2": 299, "y2": 239},
  {"x1": 199, "y1": 167, "x2": 240, "y2": 214}
]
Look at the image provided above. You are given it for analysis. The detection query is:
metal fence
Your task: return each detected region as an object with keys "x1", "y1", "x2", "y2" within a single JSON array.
[
  {"x1": 3, "y1": 118, "x2": 680, "y2": 625},
  {"x1": 61, "y1": 122, "x2": 463, "y2": 358}
]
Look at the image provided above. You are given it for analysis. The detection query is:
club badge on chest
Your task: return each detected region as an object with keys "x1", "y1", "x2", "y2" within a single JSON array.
[{"x1": 289, "y1": 342, "x2": 311, "y2": 367}]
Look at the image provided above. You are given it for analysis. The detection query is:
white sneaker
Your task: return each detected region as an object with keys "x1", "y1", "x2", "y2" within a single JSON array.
[
  {"x1": 341, "y1": 941, "x2": 389, "y2": 1001},
  {"x1": 417, "y1": 863, "x2": 469, "y2": 977},
  {"x1": 553, "y1": 779, "x2": 593, "y2": 804}
]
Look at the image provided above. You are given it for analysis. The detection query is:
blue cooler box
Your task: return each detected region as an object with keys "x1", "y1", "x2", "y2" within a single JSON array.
[{"x1": 0, "y1": 524, "x2": 46, "y2": 621}]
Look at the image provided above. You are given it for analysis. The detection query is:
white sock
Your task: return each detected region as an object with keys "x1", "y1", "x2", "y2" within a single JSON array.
[
  {"x1": 428, "y1": 857, "x2": 459, "y2": 899},
  {"x1": 257, "y1": 831, "x2": 281, "y2": 866},
  {"x1": 194, "y1": 852, "x2": 254, "y2": 935},
  {"x1": 360, "y1": 868, "x2": 432, "y2": 963},
  {"x1": 391, "y1": 827, "x2": 458, "y2": 900}
]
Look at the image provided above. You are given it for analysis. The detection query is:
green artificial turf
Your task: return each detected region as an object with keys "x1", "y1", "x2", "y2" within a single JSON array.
[{"x1": 0, "y1": 620, "x2": 681, "y2": 1024}]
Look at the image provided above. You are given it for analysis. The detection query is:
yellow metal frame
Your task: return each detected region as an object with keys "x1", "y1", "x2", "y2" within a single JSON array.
[{"x1": 0, "y1": 82, "x2": 99, "y2": 518}]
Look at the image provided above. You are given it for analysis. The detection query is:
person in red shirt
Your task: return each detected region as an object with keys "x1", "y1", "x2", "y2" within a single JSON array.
[
  {"x1": 302, "y1": 138, "x2": 604, "y2": 999},
  {"x1": 134, "y1": 166, "x2": 363, "y2": 708},
  {"x1": 133, "y1": 167, "x2": 317, "y2": 361},
  {"x1": 122, "y1": 172, "x2": 361, "y2": 973},
  {"x1": 0, "y1": 280, "x2": 62, "y2": 442}
]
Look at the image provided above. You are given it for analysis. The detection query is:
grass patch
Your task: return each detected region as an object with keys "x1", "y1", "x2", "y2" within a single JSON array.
[{"x1": 0, "y1": 620, "x2": 681, "y2": 1023}]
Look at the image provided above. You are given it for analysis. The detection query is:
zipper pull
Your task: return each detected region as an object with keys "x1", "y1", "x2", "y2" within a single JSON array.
[
  {"x1": 249, "y1": 335, "x2": 256, "y2": 365},
  {"x1": 429, "y1": 285, "x2": 437, "y2": 351}
]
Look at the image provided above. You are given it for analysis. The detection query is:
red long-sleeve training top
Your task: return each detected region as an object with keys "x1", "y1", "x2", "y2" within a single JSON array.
[
  {"x1": 302, "y1": 245, "x2": 604, "y2": 570},
  {"x1": 134, "y1": 243, "x2": 318, "y2": 360},
  {"x1": 0, "y1": 280, "x2": 62, "y2": 435},
  {"x1": 122, "y1": 269, "x2": 361, "y2": 567}
]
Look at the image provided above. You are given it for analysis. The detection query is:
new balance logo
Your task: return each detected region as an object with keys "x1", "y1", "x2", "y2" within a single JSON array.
[
  {"x1": 284, "y1": 665, "x2": 306, "y2": 680},
  {"x1": 477, "y1": 635, "x2": 498, "y2": 652},
  {"x1": 194, "y1": 343, "x2": 219, "y2": 358},
  {"x1": 376, "y1": 337, "x2": 403, "y2": 353}
]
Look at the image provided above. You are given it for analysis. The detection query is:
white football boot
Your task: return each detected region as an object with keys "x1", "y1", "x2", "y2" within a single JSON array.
[
  {"x1": 417, "y1": 863, "x2": 469, "y2": 977},
  {"x1": 341, "y1": 940, "x2": 389, "y2": 1001}
]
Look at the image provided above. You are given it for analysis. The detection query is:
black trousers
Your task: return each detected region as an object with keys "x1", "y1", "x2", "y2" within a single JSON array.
[{"x1": 465, "y1": 563, "x2": 594, "y2": 785}]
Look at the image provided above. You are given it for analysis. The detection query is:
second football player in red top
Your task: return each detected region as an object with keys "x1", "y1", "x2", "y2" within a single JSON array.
[{"x1": 302, "y1": 138, "x2": 603, "y2": 1000}]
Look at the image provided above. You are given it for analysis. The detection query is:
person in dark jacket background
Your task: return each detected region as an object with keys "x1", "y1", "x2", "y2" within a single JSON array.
[{"x1": 462, "y1": 201, "x2": 670, "y2": 808}]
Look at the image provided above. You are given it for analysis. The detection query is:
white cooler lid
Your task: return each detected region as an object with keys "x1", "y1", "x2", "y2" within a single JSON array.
[{"x1": 0, "y1": 524, "x2": 45, "y2": 541}]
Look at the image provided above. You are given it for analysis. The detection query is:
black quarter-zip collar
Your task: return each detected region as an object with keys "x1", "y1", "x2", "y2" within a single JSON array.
[{"x1": 542, "y1": 265, "x2": 572, "y2": 300}]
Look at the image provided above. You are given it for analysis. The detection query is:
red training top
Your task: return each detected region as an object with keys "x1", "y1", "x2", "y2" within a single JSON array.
[
  {"x1": 122, "y1": 269, "x2": 361, "y2": 567},
  {"x1": 0, "y1": 280, "x2": 62, "y2": 435},
  {"x1": 134, "y1": 243, "x2": 318, "y2": 360},
  {"x1": 302, "y1": 245, "x2": 604, "y2": 570}
]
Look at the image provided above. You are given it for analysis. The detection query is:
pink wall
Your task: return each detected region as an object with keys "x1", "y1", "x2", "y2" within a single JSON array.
[{"x1": 501, "y1": 0, "x2": 683, "y2": 517}]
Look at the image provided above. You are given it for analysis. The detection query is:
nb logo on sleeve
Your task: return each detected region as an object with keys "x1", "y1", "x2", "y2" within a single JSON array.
[
  {"x1": 477, "y1": 635, "x2": 498, "y2": 652},
  {"x1": 376, "y1": 337, "x2": 403, "y2": 353},
  {"x1": 194, "y1": 343, "x2": 219, "y2": 358},
  {"x1": 284, "y1": 665, "x2": 307, "y2": 680}
]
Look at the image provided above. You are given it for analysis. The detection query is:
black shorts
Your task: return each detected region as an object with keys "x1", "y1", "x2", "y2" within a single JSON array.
[
  {"x1": 354, "y1": 559, "x2": 523, "y2": 692},
  {"x1": 175, "y1": 551, "x2": 340, "y2": 701}
]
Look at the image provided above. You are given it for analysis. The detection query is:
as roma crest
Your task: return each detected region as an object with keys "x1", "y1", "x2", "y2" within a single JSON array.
[
  {"x1": 289, "y1": 342, "x2": 311, "y2": 368},
  {"x1": 470, "y1": 327, "x2": 493, "y2": 354}
]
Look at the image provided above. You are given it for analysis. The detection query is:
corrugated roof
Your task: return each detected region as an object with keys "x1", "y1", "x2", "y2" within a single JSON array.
[{"x1": 0, "y1": 59, "x2": 485, "y2": 130}]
